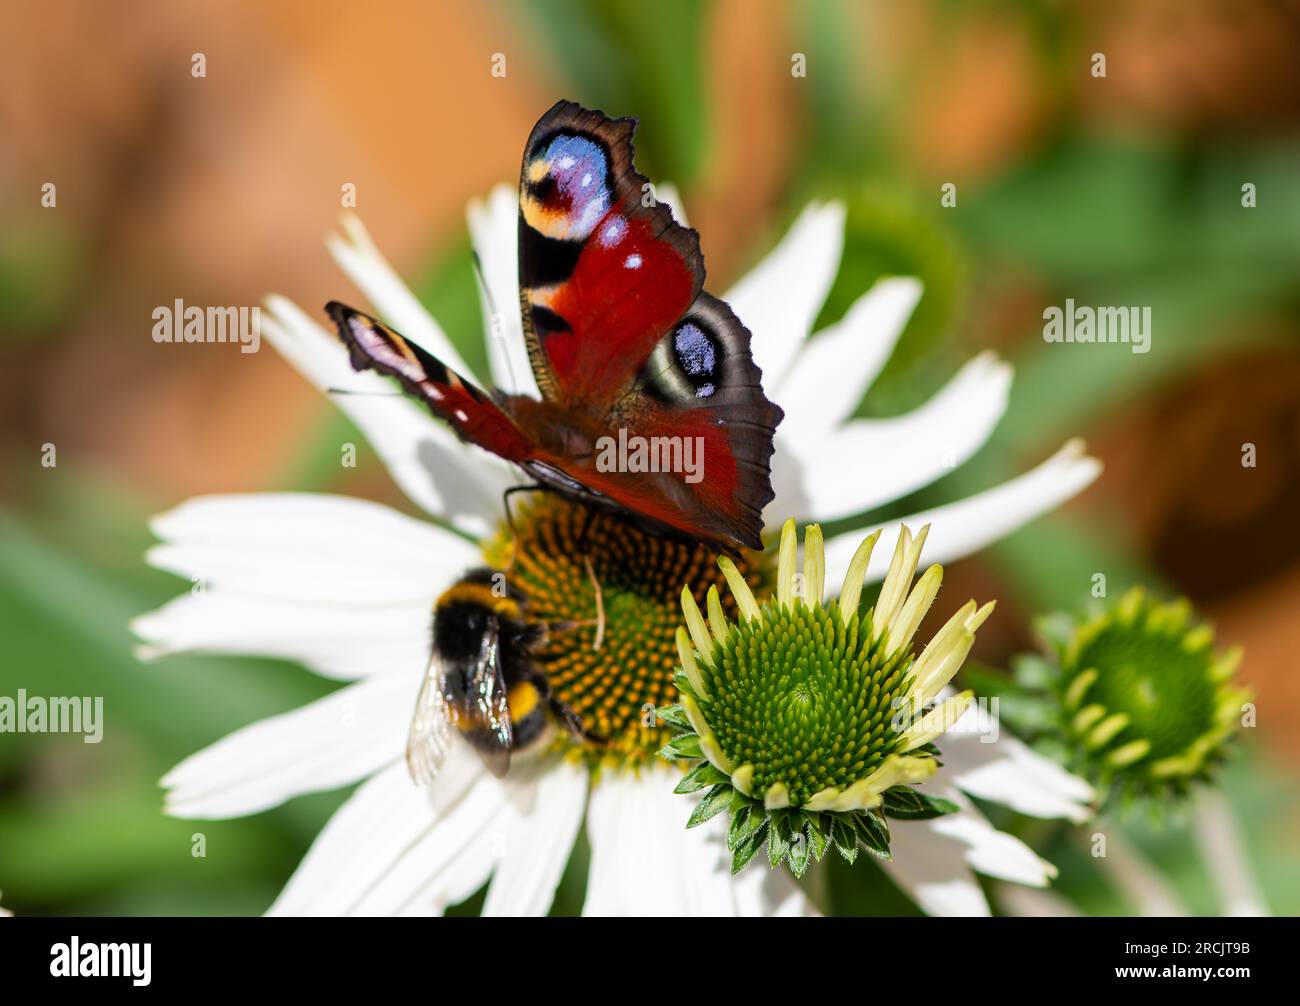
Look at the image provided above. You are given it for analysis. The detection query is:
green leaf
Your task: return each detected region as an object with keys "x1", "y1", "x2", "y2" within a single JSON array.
[
  {"x1": 674, "y1": 761, "x2": 728, "y2": 795},
  {"x1": 686, "y1": 784, "x2": 732, "y2": 829},
  {"x1": 882, "y1": 786, "x2": 960, "y2": 821}
]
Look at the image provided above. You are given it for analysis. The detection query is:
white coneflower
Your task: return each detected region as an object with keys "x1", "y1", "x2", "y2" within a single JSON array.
[
  {"x1": 134, "y1": 192, "x2": 1098, "y2": 916},
  {"x1": 666, "y1": 520, "x2": 1051, "y2": 888}
]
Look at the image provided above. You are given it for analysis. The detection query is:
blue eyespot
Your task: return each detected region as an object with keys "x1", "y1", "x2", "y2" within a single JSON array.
[{"x1": 675, "y1": 323, "x2": 716, "y2": 376}]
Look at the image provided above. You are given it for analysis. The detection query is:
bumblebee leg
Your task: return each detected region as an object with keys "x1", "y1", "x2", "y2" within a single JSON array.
[{"x1": 548, "y1": 693, "x2": 608, "y2": 745}]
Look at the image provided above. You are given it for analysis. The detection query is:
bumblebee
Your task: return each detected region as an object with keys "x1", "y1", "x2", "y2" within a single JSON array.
[{"x1": 407, "y1": 568, "x2": 589, "y2": 783}]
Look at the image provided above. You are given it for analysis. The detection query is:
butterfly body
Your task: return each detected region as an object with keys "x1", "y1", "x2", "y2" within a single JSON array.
[{"x1": 328, "y1": 100, "x2": 782, "y2": 553}]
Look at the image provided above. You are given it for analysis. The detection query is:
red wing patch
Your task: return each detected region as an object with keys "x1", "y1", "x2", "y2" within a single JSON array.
[{"x1": 517, "y1": 101, "x2": 703, "y2": 408}]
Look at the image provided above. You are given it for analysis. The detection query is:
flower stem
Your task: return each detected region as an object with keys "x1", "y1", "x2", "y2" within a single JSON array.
[
  {"x1": 1192, "y1": 790, "x2": 1268, "y2": 917},
  {"x1": 1079, "y1": 821, "x2": 1189, "y2": 916}
]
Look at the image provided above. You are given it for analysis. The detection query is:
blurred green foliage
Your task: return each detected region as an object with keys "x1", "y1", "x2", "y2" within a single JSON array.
[{"x1": 2, "y1": 0, "x2": 1298, "y2": 916}]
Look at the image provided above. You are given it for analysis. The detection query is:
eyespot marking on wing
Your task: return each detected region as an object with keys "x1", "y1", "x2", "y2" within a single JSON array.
[{"x1": 522, "y1": 133, "x2": 612, "y2": 241}]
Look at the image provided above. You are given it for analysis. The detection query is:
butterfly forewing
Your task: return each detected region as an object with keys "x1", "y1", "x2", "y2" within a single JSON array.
[
  {"x1": 517, "y1": 100, "x2": 704, "y2": 406},
  {"x1": 326, "y1": 301, "x2": 536, "y2": 464}
]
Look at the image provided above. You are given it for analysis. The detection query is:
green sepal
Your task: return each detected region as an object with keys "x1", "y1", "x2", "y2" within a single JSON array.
[
  {"x1": 768, "y1": 810, "x2": 794, "y2": 870},
  {"x1": 730, "y1": 819, "x2": 769, "y2": 874},
  {"x1": 674, "y1": 761, "x2": 729, "y2": 795},
  {"x1": 655, "y1": 703, "x2": 693, "y2": 732},
  {"x1": 657, "y1": 732, "x2": 703, "y2": 761},
  {"x1": 960, "y1": 663, "x2": 1017, "y2": 699},
  {"x1": 1034, "y1": 612, "x2": 1077, "y2": 655},
  {"x1": 1011, "y1": 653, "x2": 1060, "y2": 689},
  {"x1": 802, "y1": 812, "x2": 830, "y2": 863},
  {"x1": 853, "y1": 809, "x2": 893, "y2": 860},
  {"x1": 784, "y1": 815, "x2": 812, "y2": 878},
  {"x1": 686, "y1": 783, "x2": 732, "y2": 828},
  {"x1": 727, "y1": 800, "x2": 766, "y2": 851},
  {"x1": 882, "y1": 785, "x2": 960, "y2": 820},
  {"x1": 830, "y1": 816, "x2": 859, "y2": 864},
  {"x1": 671, "y1": 672, "x2": 699, "y2": 701}
]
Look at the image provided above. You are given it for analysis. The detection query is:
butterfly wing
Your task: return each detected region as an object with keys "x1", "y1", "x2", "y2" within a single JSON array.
[
  {"x1": 327, "y1": 301, "x2": 536, "y2": 464},
  {"x1": 514, "y1": 102, "x2": 782, "y2": 551},
  {"x1": 518, "y1": 100, "x2": 704, "y2": 406},
  {"x1": 610, "y1": 293, "x2": 783, "y2": 549}
]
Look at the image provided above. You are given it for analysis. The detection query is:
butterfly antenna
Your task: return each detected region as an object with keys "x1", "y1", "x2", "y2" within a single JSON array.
[
  {"x1": 325, "y1": 387, "x2": 404, "y2": 397},
  {"x1": 471, "y1": 250, "x2": 523, "y2": 393}
]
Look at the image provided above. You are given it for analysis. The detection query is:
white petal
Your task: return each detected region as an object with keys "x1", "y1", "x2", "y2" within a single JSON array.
[
  {"x1": 725, "y1": 202, "x2": 846, "y2": 379},
  {"x1": 133, "y1": 591, "x2": 431, "y2": 681},
  {"x1": 885, "y1": 786, "x2": 1056, "y2": 915},
  {"x1": 996, "y1": 883, "x2": 1083, "y2": 917},
  {"x1": 943, "y1": 701, "x2": 1095, "y2": 823},
  {"x1": 824, "y1": 439, "x2": 1102, "y2": 586},
  {"x1": 482, "y1": 759, "x2": 588, "y2": 916},
  {"x1": 268, "y1": 752, "x2": 492, "y2": 916},
  {"x1": 162, "y1": 675, "x2": 416, "y2": 819},
  {"x1": 467, "y1": 185, "x2": 537, "y2": 397},
  {"x1": 793, "y1": 353, "x2": 1012, "y2": 521},
  {"x1": 583, "y1": 766, "x2": 736, "y2": 916},
  {"x1": 729, "y1": 856, "x2": 820, "y2": 917},
  {"x1": 145, "y1": 493, "x2": 477, "y2": 606},
  {"x1": 349, "y1": 779, "x2": 505, "y2": 916},
  {"x1": 327, "y1": 213, "x2": 480, "y2": 383},
  {"x1": 777, "y1": 276, "x2": 923, "y2": 439},
  {"x1": 882, "y1": 819, "x2": 992, "y2": 917},
  {"x1": 262, "y1": 297, "x2": 513, "y2": 535},
  {"x1": 930, "y1": 785, "x2": 1055, "y2": 887}
]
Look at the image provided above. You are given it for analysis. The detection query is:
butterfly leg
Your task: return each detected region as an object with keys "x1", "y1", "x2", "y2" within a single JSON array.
[{"x1": 501, "y1": 483, "x2": 551, "y2": 569}]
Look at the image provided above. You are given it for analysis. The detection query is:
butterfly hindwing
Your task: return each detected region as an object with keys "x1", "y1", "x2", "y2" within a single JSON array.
[
  {"x1": 518, "y1": 100, "x2": 704, "y2": 407},
  {"x1": 623, "y1": 293, "x2": 783, "y2": 546}
]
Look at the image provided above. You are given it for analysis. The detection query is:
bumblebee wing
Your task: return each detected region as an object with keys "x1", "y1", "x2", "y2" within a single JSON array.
[
  {"x1": 406, "y1": 651, "x2": 455, "y2": 788},
  {"x1": 461, "y1": 621, "x2": 514, "y2": 778}
]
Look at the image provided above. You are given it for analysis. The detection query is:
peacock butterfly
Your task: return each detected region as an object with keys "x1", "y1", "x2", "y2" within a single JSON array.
[{"x1": 326, "y1": 100, "x2": 783, "y2": 553}]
